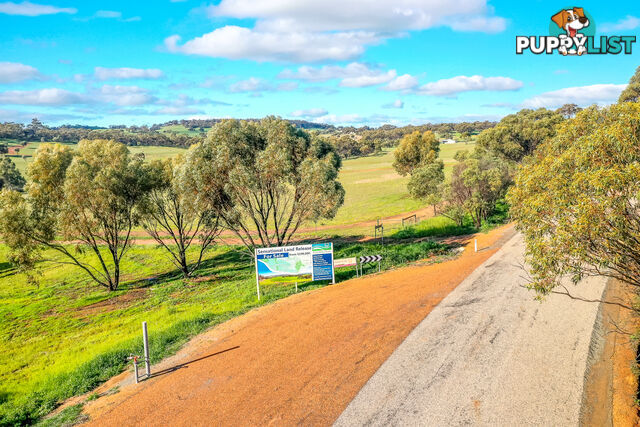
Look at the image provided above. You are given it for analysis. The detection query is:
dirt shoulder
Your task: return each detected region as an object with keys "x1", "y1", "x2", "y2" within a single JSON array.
[
  {"x1": 78, "y1": 224, "x2": 515, "y2": 426},
  {"x1": 581, "y1": 279, "x2": 639, "y2": 426}
]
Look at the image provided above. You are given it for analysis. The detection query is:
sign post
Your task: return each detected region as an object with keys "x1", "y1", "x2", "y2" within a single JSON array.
[
  {"x1": 254, "y1": 250, "x2": 261, "y2": 300},
  {"x1": 254, "y1": 243, "x2": 335, "y2": 297}
]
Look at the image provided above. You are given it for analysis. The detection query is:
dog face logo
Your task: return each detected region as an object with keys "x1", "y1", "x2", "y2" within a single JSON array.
[
  {"x1": 551, "y1": 7, "x2": 590, "y2": 55},
  {"x1": 551, "y1": 8, "x2": 589, "y2": 37}
]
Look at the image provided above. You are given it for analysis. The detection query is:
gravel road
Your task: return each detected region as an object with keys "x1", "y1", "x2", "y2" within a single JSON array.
[{"x1": 335, "y1": 233, "x2": 607, "y2": 426}]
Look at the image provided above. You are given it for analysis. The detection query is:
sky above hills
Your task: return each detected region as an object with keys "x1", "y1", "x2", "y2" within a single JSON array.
[{"x1": 0, "y1": 0, "x2": 639, "y2": 127}]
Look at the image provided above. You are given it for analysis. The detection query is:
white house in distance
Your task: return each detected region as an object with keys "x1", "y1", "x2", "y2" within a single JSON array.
[{"x1": 441, "y1": 139, "x2": 457, "y2": 144}]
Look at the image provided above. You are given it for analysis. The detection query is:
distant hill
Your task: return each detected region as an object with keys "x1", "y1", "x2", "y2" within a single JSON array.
[{"x1": 151, "y1": 118, "x2": 335, "y2": 132}]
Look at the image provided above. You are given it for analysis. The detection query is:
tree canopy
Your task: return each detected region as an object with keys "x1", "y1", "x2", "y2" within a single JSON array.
[
  {"x1": 508, "y1": 103, "x2": 640, "y2": 294},
  {"x1": 140, "y1": 156, "x2": 221, "y2": 277},
  {"x1": 407, "y1": 160, "x2": 445, "y2": 206},
  {"x1": 618, "y1": 65, "x2": 640, "y2": 103},
  {"x1": 0, "y1": 140, "x2": 153, "y2": 290},
  {"x1": 0, "y1": 157, "x2": 25, "y2": 191},
  {"x1": 393, "y1": 130, "x2": 440, "y2": 176},
  {"x1": 183, "y1": 117, "x2": 345, "y2": 251},
  {"x1": 442, "y1": 150, "x2": 511, "y2": 227},
  {"x1": 476, "y1": 108, "x2": 564, "y2": 162}
]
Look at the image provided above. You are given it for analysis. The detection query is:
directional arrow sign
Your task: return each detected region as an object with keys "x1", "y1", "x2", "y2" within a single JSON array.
[{"x1": 359, "y1": 255, "x2": 382, "y2": 264}]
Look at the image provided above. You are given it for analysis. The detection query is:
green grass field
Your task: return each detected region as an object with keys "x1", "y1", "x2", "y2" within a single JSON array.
[
  {"x1": 320, "y1": 143, "x2": 474, "y2": 226},
  {"x1": 0, "y1": 135, "x2": 484, "y2": 424},
  {"x1": 4, "y1": 142, "x2": 186, "y2": 175},
  {"x1": 0, "y1": 236, "x2": 449, "y2": 424},
  {"x1": 159, "y1": 124, "x2": 209, "y2": 136},
  {"x1": 5, "y1": 141, "x2": 474, "y2": 229}
]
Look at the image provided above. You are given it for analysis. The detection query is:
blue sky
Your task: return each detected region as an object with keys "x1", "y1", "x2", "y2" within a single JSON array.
[{"x1": 0, "y1": 0, "x2": 639, "y2": 127}]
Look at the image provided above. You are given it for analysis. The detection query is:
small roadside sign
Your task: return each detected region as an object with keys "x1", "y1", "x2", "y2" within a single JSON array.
[{"x1": 334, "y1": 257, "x2": 357, "y2": 268}]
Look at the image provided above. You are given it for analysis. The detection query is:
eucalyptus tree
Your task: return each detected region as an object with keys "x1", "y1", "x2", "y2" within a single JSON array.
[
  {"x1": 183, "y1": 117, "x2": 345, "y2": 252},
  {"x1": 477, "y1": 108, "x2": 564, "y2": 163},
  {"x1": 0, "y1": 139, "x2": 153, "y2": 291},
  {"x1": 140, "y1": 156, "x2": 221, "y2": 278},
  {"x1": 508, "y1": 103, "x2": 640, "y2": 294},
  {"x1": 392, "y1": 130, "x2": 440, "y2": 176}
]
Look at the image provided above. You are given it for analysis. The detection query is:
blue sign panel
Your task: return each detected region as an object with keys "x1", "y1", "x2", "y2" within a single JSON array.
[{"x1": 311, "y1": 243, "x2": 334, "y2": 282}]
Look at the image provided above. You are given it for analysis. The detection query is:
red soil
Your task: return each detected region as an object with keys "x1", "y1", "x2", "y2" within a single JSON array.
[{"x1": 80, "y1": 224, "x2": 515, "y2": 426}]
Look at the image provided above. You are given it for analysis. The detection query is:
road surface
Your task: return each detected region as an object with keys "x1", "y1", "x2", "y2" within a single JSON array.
[
  {"x1": 336, "y1": 233, "x2": 607, "y2": 426},
  {"x1": 79, "y1": 226, "x2": 514, "y2": 426}
]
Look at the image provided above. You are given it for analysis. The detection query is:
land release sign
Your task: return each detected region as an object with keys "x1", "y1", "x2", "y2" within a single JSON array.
[{"x1": 254, "y1": 243, "x2": 334, "y2": 298}]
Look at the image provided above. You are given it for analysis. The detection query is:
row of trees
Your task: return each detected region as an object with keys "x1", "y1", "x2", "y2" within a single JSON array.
[
  {"x1": 0, "y1": 117, "x2": 345, "y2": 291},
  {"x1": 395, "y1": 103, "x2": 585, "y2": 229},
  {"x1": 328, "y1": 121, "x2": 495, "y2": 160},
  {"x1": 507, "y1": 66, "x2": 640, "y2": 295},
  {"x1": 393, "y1": 127, "x2": 516, "y2": 228},
  {"x1": 0, "y1": 119, "x2": 201, "y2": 147}
]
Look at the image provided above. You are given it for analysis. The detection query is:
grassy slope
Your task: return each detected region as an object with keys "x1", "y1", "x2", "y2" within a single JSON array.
[
  {"x1": 6, "y1": 142, "x2": 473, "y2": 228},
  {"x1": 4, "y1": 142, "x2": 186, "y2": 175},
  {"x1": 158, "y1": 125, "x2": 209, "y2": 136},
  {"x1": 320, "y1": 143, "x2": 474, "y2": 226},
  {"x1": 0, "y1": 238, "x2": 448, "y2": 424},
  {"x1": 0, "y1": 137, "x2": 480, "y2": 423}
]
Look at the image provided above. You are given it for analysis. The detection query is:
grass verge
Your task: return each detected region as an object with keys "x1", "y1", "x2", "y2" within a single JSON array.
[{"x1": 0, "y1": 238, "x2": 448, "y2": 426}]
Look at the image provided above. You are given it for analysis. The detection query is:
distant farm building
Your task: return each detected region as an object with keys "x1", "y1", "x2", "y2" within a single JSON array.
[{"x1": 441, "y1": 139, "x2": 457, "y2": 144}]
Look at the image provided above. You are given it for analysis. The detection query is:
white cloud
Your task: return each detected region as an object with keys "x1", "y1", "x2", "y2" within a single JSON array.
[
  {"x1": 0, "y1": 85, "x2": 159, "y2": 107},
  {"x1": 279, "y1": 62, "x2": 397, "y2": 87},
  {"x1": 448, "y1": 15, "x2": 507, "y2": 33},
  {"x1": 208, "y1": 0, "x2": 506, "y2": 33},
  {"x1": 419, "y1": 75, "x2": 523, "y2": 96},
  {"x1": 98, "y1": 85, "x2": 156, "y2": 106},
  {"x1": 94, "y1": 67, "x2": 164, "y2": 80},
  {"x1": 0, "y1": 62, "x2": 41, "y2": 83},
  {"x1": 154, "y1": 106, "x2": 202, "y2": 115},
  {"x1": 383, "y1": 99, "x2": 404, "y2": 109},
  {"x1": 159, "y1": 94, "x2": 232, "y2": 107},
  {"x1": 312, "y1": 113, "x2": 365, "y2": 125},
  {"x1": 290, "y1": 108, "x2": 328, "y2": 118},
  {"x1": 0, "y1": 1, "x2": 76, "y2": 16},
  {"x1": 229, "y1": 77, "x2": 271, "y2": 93},
  {"x1": 277, "y1": 81, "x2": 298, "y2": 91},
  {"x1": 384, "y1": 74, "x2": 419, "y2": 91},
  {"x1": 600, "y1": 15, "x2": 640, "y2": 32},
  {"x1": 481, "y1": 102, "x2": 517, "y2": 109},
  {"x1": 340, "y1": 69, "x2": 396, "y2": 88},
  {"x1": 95, "y1": 10, "x2": 121, "y2": 18},
  {"x1": 228, "y1": 77, "x2": 298, "y2": 93},
  {"x1": 521, "y1": 84, "x2": 627, "y2": 109},
  {"x1": 311, "y1": 112, "x2": 395, "y2": 126},
  {"x1": 0, "y1": 88, "x2": 86, "y2": 105},
  {"x1": 169, "y1": 0, "x2": 505, "y2": 63},
  {"x1": 165, "y1": 28, "x2": 379, "y2": 63}
]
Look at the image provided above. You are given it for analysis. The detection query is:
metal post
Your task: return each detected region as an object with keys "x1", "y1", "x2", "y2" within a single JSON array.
[
  {"x1": 295, "y1": 281, "x2": 298, "y2": 292},
  {"x1": 381, "y1": 226, "x2": 384, "y2": 246},
  {"x1": 254, "y1": 250, "x2": 260, "y2": 300},
  {"x1": 331, "y1": 243, "x2": 335, "y2": 285},
  {"x1": 142, "y1": 322, "x2": 150, "y2": 378},
  {"x1": 474, "y1": 239, "x2": 478, "y2": 252},
  {"x1": 133, "y1": 358, "x2": 139, "y2": 384}
]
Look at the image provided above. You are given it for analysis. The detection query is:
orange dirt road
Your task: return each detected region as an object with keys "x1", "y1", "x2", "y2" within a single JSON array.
[{"x1": 83, "y1": 224, "x2": 515, "y2": 426}]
